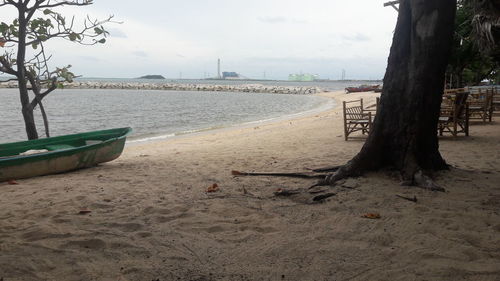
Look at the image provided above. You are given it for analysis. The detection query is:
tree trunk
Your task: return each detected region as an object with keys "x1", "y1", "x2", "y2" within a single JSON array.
[
  {"x1": 21, "y1": 94, "x2": 38, "y2": 140},
  {"x1": 17, "y1": 5, "x2": 39, "y2": 140},
  {"x1": 324, "y1": 0, "x2": 457, "y2": 186}
]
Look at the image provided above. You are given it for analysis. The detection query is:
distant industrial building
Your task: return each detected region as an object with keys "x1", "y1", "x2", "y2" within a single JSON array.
[
  {"x1": 222, "y1": 72, "x2": 241, "y2": 79},
  {"x1": 288, "y1": 73, "x2": 319, "y2": 82}
]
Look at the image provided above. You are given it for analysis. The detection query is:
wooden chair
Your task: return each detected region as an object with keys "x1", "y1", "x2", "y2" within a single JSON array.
[
  {"x1": 438, "y1": 91, "x2": 469, "y2": 137},
  {"x1": 343, "y1": 99, "x2": 373, "y2": 141},
  {"x1": 491, "y1": 87, "x2": 500, "y2": 117},
  {"x1": 468, "y1": 89, "x2": 493, "y2": 123},
  {"x1": 363, "y1": 97, "x2": 380, "y2": 117},
  {"x1": 443, "y1": 88, "x2": 466, "y2": 96}
]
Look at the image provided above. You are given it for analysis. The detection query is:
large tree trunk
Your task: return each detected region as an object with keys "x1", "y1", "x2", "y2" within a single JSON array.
[{"x1": 324, "y1": 0, "x2": 457, "y2": 186}]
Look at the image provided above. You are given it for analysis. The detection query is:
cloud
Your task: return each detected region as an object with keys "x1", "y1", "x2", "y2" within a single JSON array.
[
  {"x1": 342, "y1": 33, "x2": 370, "y2": 42},
  {"x1": 78, "y1": 56, "x2": 101, "y2": 62},
  {"x1": 290, "y1": 19, "x2": 308, "y2": 24},
  {"x1": 257, "y1": 16, "x2": 308, "y2": 24},
  {"x1": 132, "y1": 51, "x2": 148, "y2": 57},
  {"x1": 257, "y1": 16, "x2": 287, "y2": 24},
  {"x1": 108, "y1": 28, "x2": 127, "y2": 38}
]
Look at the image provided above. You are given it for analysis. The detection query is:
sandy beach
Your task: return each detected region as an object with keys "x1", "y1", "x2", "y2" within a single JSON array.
[{"x1": 1, "y1": 91, "x2": 500, "y2": 281}]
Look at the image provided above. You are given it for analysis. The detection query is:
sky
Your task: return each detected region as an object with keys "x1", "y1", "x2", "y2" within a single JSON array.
[{"x1": 1, "y1": 0, "x2": 399, "y2": 80}]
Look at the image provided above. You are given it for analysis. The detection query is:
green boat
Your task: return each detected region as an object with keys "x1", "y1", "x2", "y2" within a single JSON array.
[{"x1": 0, "y1": 127, "x2": 132, "y2": 182}]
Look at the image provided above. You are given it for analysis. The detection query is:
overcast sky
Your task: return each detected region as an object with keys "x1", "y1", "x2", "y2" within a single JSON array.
[{"x1": 3, "y1": 0, "x2": 399, "y2": 80}]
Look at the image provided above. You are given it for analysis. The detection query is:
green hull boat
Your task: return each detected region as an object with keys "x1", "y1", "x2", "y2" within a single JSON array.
[{"x1": 0, "y1": 127, "x2": 132, "y2": 182}]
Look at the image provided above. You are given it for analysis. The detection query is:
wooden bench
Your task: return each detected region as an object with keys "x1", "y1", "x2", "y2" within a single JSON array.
[{"x1": 343, "y1": 99, "x2": 373, "y2": 141}]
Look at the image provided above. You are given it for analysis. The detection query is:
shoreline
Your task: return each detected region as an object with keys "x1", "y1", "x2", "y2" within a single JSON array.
[{"x1": 126, "y1": 93, "x2": 336, "y2": 145}]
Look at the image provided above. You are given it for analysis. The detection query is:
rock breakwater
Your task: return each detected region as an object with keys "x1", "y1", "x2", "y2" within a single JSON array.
[{"x1": 0, "y1": 81, "x2": 324, "y2": 95}]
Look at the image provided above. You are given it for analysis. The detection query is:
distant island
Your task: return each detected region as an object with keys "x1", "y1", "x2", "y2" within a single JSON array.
[{"x1": 138, "y1": 75, "x2": 165, "y2": 79}]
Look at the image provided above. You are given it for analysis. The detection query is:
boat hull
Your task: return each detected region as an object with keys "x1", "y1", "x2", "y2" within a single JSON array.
[
  {"x1": 345, "y1": 85, "x2": 381, "y2": 93},
  {"x1": 0, "y1": 127, "x2": 131, "y2": 181}
]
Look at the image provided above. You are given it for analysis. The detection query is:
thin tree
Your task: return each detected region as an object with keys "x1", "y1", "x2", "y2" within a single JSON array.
[{"x1": 0, "y1": 0, "x2": 113, "y2": 140}]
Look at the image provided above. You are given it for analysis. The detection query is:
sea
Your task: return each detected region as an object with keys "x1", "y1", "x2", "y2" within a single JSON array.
[{"x1": 0, "y1": 78, "x2": 378, "y2": 143}]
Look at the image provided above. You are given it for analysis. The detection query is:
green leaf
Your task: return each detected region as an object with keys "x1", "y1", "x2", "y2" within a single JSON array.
[
  {"x1": 32, "y1": 42, "x2": 38, "y2": 49},
  {"x1": 69, "y1": 33, "x2": 77, "y2": 41},
  {"x1": 43, "y1": 9, "x2": 52, "y2": 15},
  {"x1": 94, "y1": 27, "x2": 103, "y2": 35},
  {"x1": 0, "y1": 23, "x2": 8, "y2": 33},
  {"x1": 98, "y1": 38, "x2": 106, "y2": 44}
]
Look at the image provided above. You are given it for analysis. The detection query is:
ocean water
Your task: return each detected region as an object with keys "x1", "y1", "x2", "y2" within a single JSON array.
[{"x1": 0, "y1": 88, "x2": 331, "y2": 143}]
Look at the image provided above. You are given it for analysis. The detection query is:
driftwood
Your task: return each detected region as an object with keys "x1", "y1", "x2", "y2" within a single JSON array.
[
  {"x1": 396, "y1": 194, "x2": 418, "y2": 203},
  {"x1": 274, "y1": 189, "x2": 301, "y2": 196},
  {"x1": 312, "y1": 193, "x2": 336, "y2": 202},
  {"x1": 232, "y1": 170, "x2": 326, "y2": 179}
]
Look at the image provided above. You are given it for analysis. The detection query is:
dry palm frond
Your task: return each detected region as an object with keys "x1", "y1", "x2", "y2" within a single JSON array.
[{"x1": 471, "y1": 0, "x2": 500, "y2": 52}]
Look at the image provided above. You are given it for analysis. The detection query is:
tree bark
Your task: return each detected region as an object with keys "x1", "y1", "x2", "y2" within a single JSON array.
[
  {"x1": 17, "y1": 4, "x2": 39, "y2": 140},
  {"x1": 324, "y1": 0, "x2": 457, "y2": 185}
]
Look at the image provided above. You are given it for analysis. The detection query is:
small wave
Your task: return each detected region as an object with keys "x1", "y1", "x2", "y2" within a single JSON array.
[
  {"x1": 127, "y1": 133, "x2": 176, "y2": 144},
  {"x1": 127, "y1": 126, "x2": 226, "y2": 144}
]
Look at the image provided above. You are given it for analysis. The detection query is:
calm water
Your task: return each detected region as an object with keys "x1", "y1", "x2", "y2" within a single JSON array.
[{"x1": 0, "y1": 88, "x2": 331, "y2": 143}]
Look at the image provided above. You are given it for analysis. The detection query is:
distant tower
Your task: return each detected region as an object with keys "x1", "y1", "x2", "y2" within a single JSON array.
[
  {"x1": 217, "y1": 58, "x2": 221, "y2": 79},
  {"x1": 341, "y1": 69, "x2": 346, "y2": 80}
]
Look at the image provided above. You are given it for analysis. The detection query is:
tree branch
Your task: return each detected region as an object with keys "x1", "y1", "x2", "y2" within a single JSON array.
[
  {"x1": 0, "y1": 56, "x2": 18, "y2": 76},
  {"x1": 36, "y1": 0, "x2": 93, "y2": 9},
  {"x1": 0, "y1": 78, "x2": 18, "y2": 83},
  {"x1": 1, "y1": 0, "x2": 18, "y2": 8},
  {"x1": 26, "y1": 0, "x2": 43, "y2": 21}
]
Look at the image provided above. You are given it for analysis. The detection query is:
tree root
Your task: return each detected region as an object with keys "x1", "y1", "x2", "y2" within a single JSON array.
[
  {"x1": 313, "y1": 166, "x2": 445, "y2": 192},
  {"x1": 412, "y1": 170, "x2": 445, "y2": 192},
  {"x1": 232, "y1": 158, "x2": 446, "y2": 200},
  {"x1": 313, "y1": 162, "x2": 362, "y2": 187},
  {"x1": 311, "y1": 165, "x2": 341, "y2": 173}
]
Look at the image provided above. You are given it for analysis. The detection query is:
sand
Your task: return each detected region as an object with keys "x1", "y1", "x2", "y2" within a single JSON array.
[{"x1": 1, "y1": 91, "x2": 499, "y2": 281}]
